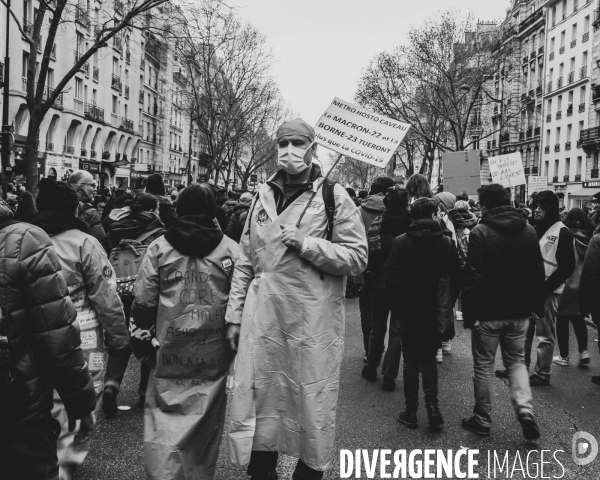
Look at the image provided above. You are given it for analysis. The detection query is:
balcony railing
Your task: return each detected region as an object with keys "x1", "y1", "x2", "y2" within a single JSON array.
[
  {"x1": 592, "y1": 169, "x2": 600, "y2": 179},
  {"x1": 564, "y1": 175, "x2": 570, "y2": 182},
  {"x1": 82, "y1": 62, "x2": 89, "y2": 76},
  {"x1": 546, "y1": 113, "x2": 552, "y2": 122},
  {"x1": 524, "y1": 167, "x2": 531, "y2": 175},
  {"x1": 93, "y1": 66, "x2": 99, "y2": 82},
  {"x1": 530, "y1": 51, "x2": 536, "y2": 60},
  {"x1": 566, "y1": 141, "x2": 572, "y2": 150},
  {"x1": 124, "y1": 85, "x2": 129, "y2": 99},
  {"x1": 577, "y1": 139, "x2": 583, "y2": 148},
  {"x1": 567, "y1": 105, "x2": 573, "y2": 115},
  {"x1": 556, "y1": 111, "x2": 562, "y2": 119},
  {"x1": 26, "y1": 82, "x2": 64, "y2": 109},
  {"x1": 23, "y1": 20, "x2": 33, "y2": 35},
  {"x1": 571, "y1": 40, "x2": 577, "y2": 48},
  {"x1": 50, "y1": 43, "x2": 56, "y2": 60},
  {"x1": 568, "y1": 71, "x2": 575, "y2": 84},
  {"x1": 555, "y1": 144, "x2": 560, "y2": 152},
  {"x1": 575, "y1": 174, "x2": 582, "y2": 181},
  {"x1": 557, "y1": 76, "x2": 563, "y2": 88},
  {"x1": 64, "y1": 146, "x2": 75, "y2": 154},
  {"x1": 549, "y1": 52, "x2": 555, "y2": 61},
  {"x1": 553, "y1": 176, "x2": 559, "y2": 183},
  {"x1": 594, "y1": 9, "x2": 600, "y2": 29},
  {"x1": 119, "y1": 117, "x2": 134, "y2": 131},
  {"x1": 111, "y1": 74, "x2": 122, "y2": 91},
  {"x1": 81, "y1": 149, "x2": 87, "y2": 157},
  {"x1": 583, "y1": 32, "x2": 590, "y2": 43},
  {"x1": 581, "y1": 66, "x2": 588, "y2": 79},
  {"x1": 547, "y1": 81, "x2": 553, "y2": 93},
  {"x1": 544, "y1": 145, "x2": 550, "y2": 153},
  {"x1": 84, "y1": 103, "x2": 104, "y2": 121},
  {"x1": 580, "y1": 103, "x2": 586, "y2": 112},
  {"x1": 538, "y1": 46, "x2": 544, "y2": 55},
  {"x1": 46, "y1": 142, "x2": 54, "y2": 151},
  {"x1": 75, "y1": 6, "x2": 90, "y2": 26},
  {"x1": 559, "y1": 46, "x2": 565, "y2": 54}
]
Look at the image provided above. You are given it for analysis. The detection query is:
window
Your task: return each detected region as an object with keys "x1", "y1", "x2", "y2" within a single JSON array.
[
  {"x1": 574, "y1": 0, "x2": 578, "y2": 11},
  {"x1": 585, "y1": 15, "x2": 590, "y2": 32},
  {"x1": 567, "y1": 123, "x2": 572, "y2": 140},
  {"x1": 547, "y1": 129, "x2": 551, "y2": 145},
  {"x1": 112, "y1": 57, "x2": 119, "y2": 75},
  {"x1": 560, "y1": 31, "x2": 566, "y2": 47},
  {"x1": 580, "y1": 85, "x2": 587, "y2": 103},
  {"x1": 23, "y1": 0, "x2": 29, "y2": 23},
  {"x1": 556, "y1": 127, "x2": 561, "y2": 143},
  {"x1": 92, "y1": 88, "x2": 97, "y2": 104},
  {"x1": 577, "y1": 156, "x2": 582, "y2": 175},
  {"x1": 559, "y1": 62, "x2": 565, "y2": 77},
  {"x1": 551, "y1": 37, "x2": 556, "y2": 52},
  {"x1": 565, "y1": 158, "x2": 571, "y2": 177},
  {"x1": 562, "y1": 0, "x2": 567, "y2": 19},
  {"x1": 112, "y1": 95, "x2": 118, "y2": 114},
  {"x1": 554, "y1": 159, "x2": 559, "y2": 177},
  {"x1": 22, "y1": 51, "x2": 29, "y2": 77},
  {"x1": 583, "y1": 51, "x2": 588, "y2": 66},
  {"x1": 552, "y1": 6, "x2": 557, "y2": 25},
  {"x1": 545, "y1": 160, "x2": 550, "y2": 177},
  {"x1": 558, "y1": 95, "x2": 563, "y2": 110},
  {"x1": 572, "y1": 23, "x2": 577, "y2": 41},
  {"x1": 75, "y1": 78, "x2": 82, "y2": 99},
  {"x1": 570, "y1": 57, "x2": 575, "y2": 72},
  {"x1": 47, "y1": 68, "x2": 54, "y2": 88}
]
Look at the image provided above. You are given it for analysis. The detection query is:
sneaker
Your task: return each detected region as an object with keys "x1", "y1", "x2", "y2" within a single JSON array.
[
  {"x1": 361, "y1": 365, "x2": 377, "y2": 382},
  {"x1": 441, "y1": 342, "x2": 452, "y2": 355},
  {"x1": 552, "y1": 355, "x2": 569, "y2": 366},
  {"x1": 461, "y1": 416, "x2": 490, "y2": 436},
  {"x1": 436, "y1": 348, "x2": 443, "y2": 364},
  {"x1": 579, "y1": 351, "x2": 591, "y2": 366},
  {"x1": 518, "y1": 412, "x2": 541, "y2": 440},
  {"x1": 397, "y1": 412, "x2": 418, "y2": 429},
  {"x1": 529, "y1": 374, "x2": 550, "y2": 387},
  {"x1": 382, "y1": 377, "x2": 396, "y2": 392},
  {"x1": 102, "y1": 386, "x2": 118, "y2": 418},
  {"x1": 591, "y1": 375, "x2": 600, "y2": 385},
  {"x1": 455, "y1": 310, "x2": 463, "y2": 321}
]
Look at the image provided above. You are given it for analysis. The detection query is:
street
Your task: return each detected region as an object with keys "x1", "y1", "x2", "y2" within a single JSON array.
[{"x1": 74, "y1": 298, "x2": 600, "y2": 480}]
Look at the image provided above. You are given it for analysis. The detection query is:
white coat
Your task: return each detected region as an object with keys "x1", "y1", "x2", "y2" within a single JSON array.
[{"x1": 226, "y1": 172, "x2": 368, "y2": 471}]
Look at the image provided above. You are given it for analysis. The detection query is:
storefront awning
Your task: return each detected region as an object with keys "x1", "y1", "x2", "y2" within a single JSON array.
[{"x1": 569, "y1": 187, "x2": 600, "y2": 197}]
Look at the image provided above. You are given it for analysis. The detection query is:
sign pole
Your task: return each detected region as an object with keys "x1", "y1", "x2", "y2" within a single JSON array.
[{"x1": 295, "y1": 153, "x2": 343, "y2": 228}]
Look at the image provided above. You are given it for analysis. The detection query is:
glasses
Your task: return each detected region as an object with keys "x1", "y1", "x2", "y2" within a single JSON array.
[{"x1": 79, "y1": 183, "x2": 96, "y2": 188}]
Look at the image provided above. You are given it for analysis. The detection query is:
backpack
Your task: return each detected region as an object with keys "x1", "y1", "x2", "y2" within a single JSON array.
[
  {"x1": 322, "y1": 179, "x2": 337, "y2": 242},
  {"x1": 109, "y1": 227, "x2": 164, "y2": 299}
]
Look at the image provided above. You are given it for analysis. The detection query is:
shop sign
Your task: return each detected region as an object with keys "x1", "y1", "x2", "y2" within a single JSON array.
[{"x1": 583, "y1": 181, "x2": 600, "y2": 188}]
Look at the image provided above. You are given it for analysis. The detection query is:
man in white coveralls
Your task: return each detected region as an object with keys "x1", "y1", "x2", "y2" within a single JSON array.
[{"x1": 225, "y1": 118, "x2": 368, "y2": 480}]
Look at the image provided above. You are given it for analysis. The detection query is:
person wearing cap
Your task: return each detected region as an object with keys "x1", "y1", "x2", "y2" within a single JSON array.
[
  {"x1": 527, "y1": 190, "x2": 575, "y2": 386},
  {"x1": 31, "y1": 178, "x2": 128, "y2": 479},
  {"x1": 225, "y1": 118, "x2": 368, "y2": 480},
  {"x1": 68, "y1": 170, "x2": 107, "y2": 245}
]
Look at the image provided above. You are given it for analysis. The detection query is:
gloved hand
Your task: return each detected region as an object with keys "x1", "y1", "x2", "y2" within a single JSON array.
[
  {"x1": 226, "y1": 324, "x2": 241, "y2": 351},
  {"x1": 68, "y1": 411, "x2": 95, "y2": 446}
]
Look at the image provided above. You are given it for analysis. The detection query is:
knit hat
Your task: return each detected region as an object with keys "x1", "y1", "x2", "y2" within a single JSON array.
[
  {"x1": 239, "y1": 192, "x2": 253, "y2": 205},
  {"x1": 36, "y1": 178, "x2": 79, "y2": 213},
  {"x1": 436, "y1": 191, "x2": 457, "y2": 211},
  {"x1": 146, "y1": 173, "x2": 166, "y2": 196}
]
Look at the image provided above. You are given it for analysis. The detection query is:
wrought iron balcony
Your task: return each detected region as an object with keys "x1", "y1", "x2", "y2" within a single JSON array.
[
  {"x1": 579, "y1": 103, "x2": 586, "y2": 112},
  {"x1": 91, "y1": 150, "x2": 97, "y2": 158},
  {"x1": 568, "y1": 71, "x2": 575, "y2": 84},
  {"x1": 545, "y1": 145, "x2": 550, "y2": 153},
  {"x1": 64, "y1": 145, "x2": 75, "y2": 154},
  {"x1": 546, "y1": 114, "x2": 552, "y2": 122},
  {"x1": 575, "y1": 174, "x2": 582, "y2": 181},
  {"x1": 111, "y1": 74, "x2": 122, "y2": 91},
  {"x1": 556, "y1": 111, "x2": 562, "y2": 120},
  {"x1": 555, "y1": 144, "x2": 560, "y2": 152},
  {"x1": 559, "y1": 46, "x2": 565, "y2": 54},
  {"x1": 119, "y1": 117, "x2": 134, "y2": 131},
  {"x1": 532, "y1": 166, "x2": 539, "y2": 175},
  {"x1": 84, "y1": 103, "x2": 104, "y2": 121},
  {"x1": 46, "y1": 142, "x2": 54, "y2": 151},
  {"x1": 536, "y1": 85, "x2": 542, "y2": 96},
  {"x1": 549, "y1": 52, "x2": 555, "y2": 61},
  {"x1": 524, "y1": 167, "x2": 531, "y2": 174},
  {"x1": 546, "y1": 81, "x2": 553, "y2": 93},
  {"x1": 93, "y1": 66, "x2": 99, "y2": 82},
  {"x1": 571, "y1": 40, "x2": 577, "y2": 48},
  {"x1": 583, "y1": 32, "x2": 590, "y2": 43},
  {"x1": 567, "y1": 105, "x2": 573, "y2": 116},
  {"x1": 81, "y1": 149, "x2": 87, "y2": 157},
  {"x1": 530, "y1": 51, "x2": 536, "y2": 60},
  {"x1": 75, "y1": 6, "x2": 90, "y2": 26},
  {"x1": 553, "y1": 176, "x2": 559, "y2": 183},
  {"x1": 581, "y1": 66, "x2": 588, "y2": 79},
  {"x1": 102, "y1": 151, "x2": 111, "y2": 160},
  {"x1": 538, "y1": 46, "x2": 544, "y2": 55},
  {"x1": 566, "y1": 141, "x2": 572, "y2": 150},
  {"x1": 557, "y1": 76, "x2": 563, "y2": 88},
  {"x1": 577, "y1": 139, "x2": 583, "y2": 148},
  {"x1": 564, "y1": 175, "x2": 570, "y2": 182}
]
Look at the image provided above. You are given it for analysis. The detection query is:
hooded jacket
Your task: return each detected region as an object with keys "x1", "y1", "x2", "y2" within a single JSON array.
[
  {"x1": 359, "y1": 193, "x2": 386, "y2": 232},
  {"x1": 385, "y1": 219, "x2": 462, "y2": 351},
  {"x1": 107, "y1": 210, "x2": 165, "y2": 252},
  {"x1": 462, "y1": 206, "x2": 545, "y2": 326},
  {"x1": 0, "y1": 206, "x2": 95, "y2": 427}
]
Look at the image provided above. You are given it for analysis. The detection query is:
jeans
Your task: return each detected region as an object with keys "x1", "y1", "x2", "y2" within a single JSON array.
[
  {"x1": 0, "y1": 413, "x2": 61, "y2": 480},
  {"x1": 366, "y1": 288, "x2": 402, "y2": 379},
  {"x1": 247, "y1": 451, "x2": 324, "y2": 480},
  {"x1": 534, "y1": 294, "x2": 560, "y2": 379},
  {"x1": 556, "y1": 315, "x2": 588, "y2": 358},
  {"x1": 524, "y1": 317, "x2": 536, "y2": 370},
  {"x1": 471, "y1": 318, "x2": 533, "y2": 428},
  {"x1": 399, "y1": 327, "x2": 438, "y2": 413},
  {"x1": 358, "y1": 280, "x2": 372, "y2": 355}
]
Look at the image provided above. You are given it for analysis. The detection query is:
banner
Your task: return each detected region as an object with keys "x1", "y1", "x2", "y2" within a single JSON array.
[
  {"x1": 442, "y1": 151, "x2": 482, "y2": 196},
  {"x1": 488, "y1": 152, "x2": 526, "y2": 187},
  {"x1": 313, "y1": 98, "x2": 411, "y2": 168},
  {"x1": 528, "y1": 176, "x2": 549, "y2": 194}
]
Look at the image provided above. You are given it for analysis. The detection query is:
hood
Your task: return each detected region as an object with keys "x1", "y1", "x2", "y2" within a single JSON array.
[
  {"x1": 360, "y1": 193, "x2": 386, "y2": 214},
  {"x1": 381, "y1": 209, "x2": 411, "y2": 236},
  {"x1": 32, "y1": 210, "x2": 88, "y2": 235},
  {"x1": 164, "y1": 214, "x2": 224, "y2": 258},
  {"x1": 0, "y1": 199, "x2": 16, "y2": 224},
  {"x1": 406, "y1": 219, "x2": 445, "y2": 245},
  {"x1": 109, "y1": 206, "x2": 131, "y2": 221},
  {"x1": 232, "y1": 203, "x2": 250, "y2": 214},
  {"x1": 110, "y1": 211, "x2": 164, "y2": 242},
  {"x1": 571, "y1": 228, "x2": 591, "y2": 256},
  {"x1": 480, "y1": 206, "x2": 527, "y2": 236}
]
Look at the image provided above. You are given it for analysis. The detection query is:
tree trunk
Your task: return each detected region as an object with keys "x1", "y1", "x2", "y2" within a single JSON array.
[{"x1": 25, "y1": 116, "x2": 42, "y2": 195}]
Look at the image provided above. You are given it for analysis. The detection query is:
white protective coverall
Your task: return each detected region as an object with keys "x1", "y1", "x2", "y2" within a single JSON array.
[
  {"x1": 131, "y1": 234, "x2": 239, "y2": 480},
  {"x1": 50, "y1": 229, "x2": 128, "y2": 466},
  {"x1": 227, "y1": 172, "x2": 368, "y2": 471}
]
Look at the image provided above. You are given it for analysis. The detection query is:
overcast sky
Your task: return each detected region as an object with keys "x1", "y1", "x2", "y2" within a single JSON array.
[{"x1": 230, "y1": 0, "x2": 512, "y2": 126}]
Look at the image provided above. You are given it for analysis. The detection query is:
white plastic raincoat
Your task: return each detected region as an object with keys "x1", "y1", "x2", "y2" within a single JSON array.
[
  {"x1": 132, "y1": 234, "x2": 239, "y2": 480},
  {"x1": 226, "y1": 172, "x2": 368, "y2": 471}
]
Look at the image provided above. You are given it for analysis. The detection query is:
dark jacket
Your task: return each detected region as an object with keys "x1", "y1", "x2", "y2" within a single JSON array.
[
  {"x1": 158, "y1": 202, "x2": 178, "y2": 229},
  {"x1": 557, "y1": 228, "x2": 590, "y2": 316},
  {"x1": 385, "y1": 220, "x2": 462, "y2": 351},
  {"x1": 225, "y1": 203, "x2": 251, "y2": 243},
  {"x1": 0, "y1": 206, "x2": 95, "y2": 427},
  {"x1": 368, "y1": 209, "x2": 411, "y2": 289},
  {"x1": 462, "y1": 206, "x2": 545, "y2": 327},
  {"x1": 359, "y1": 193, "x2": 386, "y2": 233},
  {"x1": 107, "y1": 211, "x2": 165, "y2": 252},
  {"x1": 580, "y1": 231, "x2": 600, "y2": 322},
  {"x1": 78, "y1": 202, "x2": 107, "y2": 245}
]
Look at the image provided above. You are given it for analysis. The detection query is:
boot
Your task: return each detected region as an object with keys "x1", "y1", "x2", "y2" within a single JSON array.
[
  {"x1": 102, "y1": 386, "x2": 118, "y2": 418},
  {"x1": 426, "y1": 404, "x2": 444, "y2": 426}
]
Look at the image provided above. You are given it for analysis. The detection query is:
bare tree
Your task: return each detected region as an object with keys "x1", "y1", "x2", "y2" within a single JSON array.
[{"x1": 2, "y1": 0, "x2": 173, "y2": 192}]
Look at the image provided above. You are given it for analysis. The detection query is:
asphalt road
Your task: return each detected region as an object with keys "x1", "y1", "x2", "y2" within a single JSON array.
[{"x1": 74, "y1": 298, "x2": 600, "y2": 480}]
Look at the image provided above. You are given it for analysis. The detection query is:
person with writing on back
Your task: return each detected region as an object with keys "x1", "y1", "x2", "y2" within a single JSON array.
[
  {"x1": 31, "y1": 179, "x2": 128, "y2": 479},
  {"x1": 226, "y1": 118, "x2": 368, "y2": 480},
  {"x1": 129, "y1": 184, "x2": 239, "y2": 480}
]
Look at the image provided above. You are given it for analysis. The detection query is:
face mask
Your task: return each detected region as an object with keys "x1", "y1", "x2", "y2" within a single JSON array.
[{"x1": 278, "y1": 142, "x2": 312, "y2": 175}]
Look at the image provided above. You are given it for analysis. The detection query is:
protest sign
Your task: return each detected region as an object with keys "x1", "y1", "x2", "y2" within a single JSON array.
[
  {"x1": 488, "y1": 152, "x2": 526, "y2": 187},
  {"x1": 528, "y1": 176, "x2": 548, "y2": 194},
  {"x1": 442, "y1": 150, "x2": 482, "y2": 196},
  {"x1": 313, "y1": 97, "x2": 411, "y2": 168}
]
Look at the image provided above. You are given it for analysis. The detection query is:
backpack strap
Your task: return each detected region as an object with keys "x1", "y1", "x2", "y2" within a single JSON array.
[
  {"x1": 135, "y1": 227, "x2": 164, "y2": 245},
  {"x1": 322, "y1": 179, "x2": 337, "y2": 242}
]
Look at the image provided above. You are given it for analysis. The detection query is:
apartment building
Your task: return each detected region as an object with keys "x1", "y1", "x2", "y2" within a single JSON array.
[
  {"x1": 0, "y1": 0, "x2": 205, "y2": 190},
  {"x1": 541, "y1": 0, "x2": 595, "y2": 207}
]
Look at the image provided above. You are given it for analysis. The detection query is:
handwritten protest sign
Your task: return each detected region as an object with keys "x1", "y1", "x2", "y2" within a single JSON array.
[
  {"x1": 528, "y1": 176, "x2": 549, "y2": 194},
  {"x1": 488, "y1": 152, "x2": 526, "y2": 187},
  {"x1": 313, "y1": 97, "x2": 411, "y2": 168}
]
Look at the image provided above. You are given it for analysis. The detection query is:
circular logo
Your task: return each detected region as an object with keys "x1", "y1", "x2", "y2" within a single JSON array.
[
  {"x1": 102, "y1": 266, "x2": 113, "y2": 279},
  {"x1": 573, "y1": 431, "x2": 599, "y2": 466},
  {"x1": 257, "y1": 209, "x2": 268, "y2": 226}
]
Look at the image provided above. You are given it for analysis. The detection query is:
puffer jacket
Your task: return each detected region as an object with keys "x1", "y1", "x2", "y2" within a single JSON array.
[
  {"x1": 0, "y1": 206, "x2": 95, "y2": 427},
  {"x1": 79, "y1": 202, "x2": 107, "y2": 245}
]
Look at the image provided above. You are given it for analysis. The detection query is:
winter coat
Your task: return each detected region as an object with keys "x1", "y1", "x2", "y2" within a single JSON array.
[
  {"x1": 107, "y1": 210, "x2": 165, "y2": 252},
  {"x1": 0, "y1": 207, "x2": 95, "y2": 428},
  {"x1": 367, "y1": 209, "x2": 411, "y2": 289},
  {"x1": 225, "y1": 203, "x2": 250, "y2": 243},
  {"x1": 359, "y1": 193, "x2": 386, "y2": 232},
  {"x1": 462, "y1": 206, "x2": 545, "y2": 327},
  {"x1": 385, "y1": 220, "x2": 462, "y2": 352},
  {"x1": 130, "y1": 214, "x2": 238, "y2": 480},
  {"x1": 557, "y1": 228, "x2": 590, "y2": 317},
  {"x1": 579, "y1": 232, "x2": 600, "y2": 322},
  {"x1": 158, "y1": 202, "x2": 178, "y2": 229},
  {"x1": 226, "y1": 167, "x2": 368, "y2": 471},
  {"x1": 78, "y1": 202, "x2": 107, "y2": 245}
]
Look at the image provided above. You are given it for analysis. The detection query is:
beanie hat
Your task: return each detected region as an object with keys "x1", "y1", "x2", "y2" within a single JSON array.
[
  {"x1": 36, "y1": 178, "x2": 79, "y2": 213},
  {"x1": 146, "y1": 173, "x2": 166, "y2": 196},
  {"x1": 436, "y1": 191, "x2": 457, "y2": 211},
  {"x1": 239, "y1": 192, "x2": 253, "y2": 205}
]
